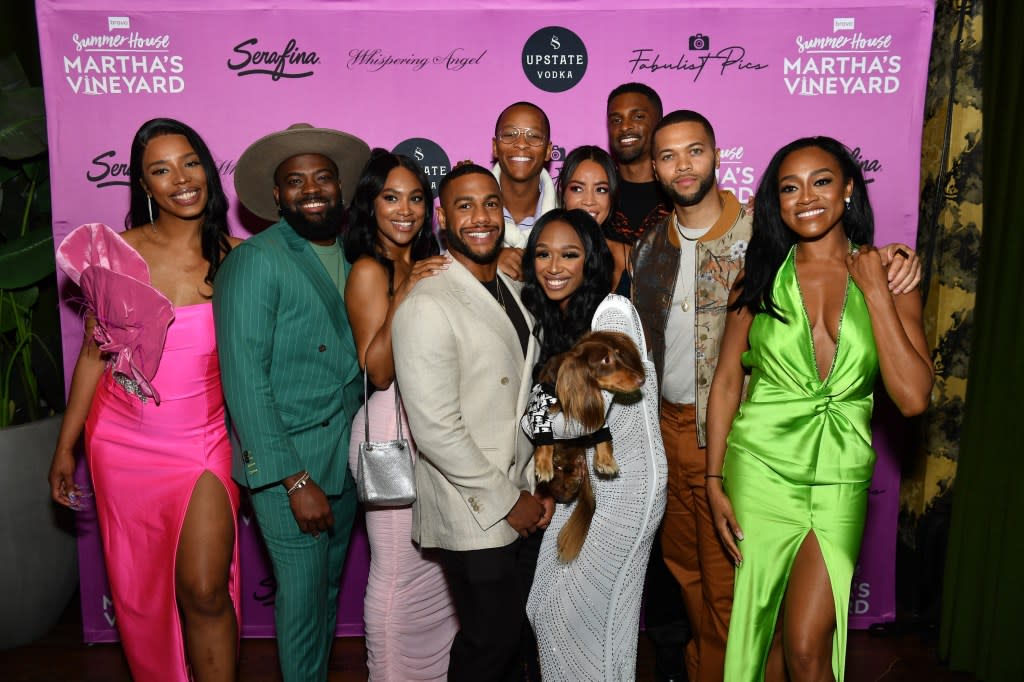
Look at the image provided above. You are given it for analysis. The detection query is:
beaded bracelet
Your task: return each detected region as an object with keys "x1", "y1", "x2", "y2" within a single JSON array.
[{"x1": 286, "y1": 471, "x2": 311, "y2": 496}]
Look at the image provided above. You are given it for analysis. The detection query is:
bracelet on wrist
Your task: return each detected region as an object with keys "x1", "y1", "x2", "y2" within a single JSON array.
[
  {"x1": 286, "y1": 471, "x2": 311, "y2": 496},
  {"x1": 704, "y1": 473, "x2": 725, "y2": 480}
]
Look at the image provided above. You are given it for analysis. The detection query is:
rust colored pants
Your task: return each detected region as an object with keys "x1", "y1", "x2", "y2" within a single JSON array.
[{"x1": 660, "y1": 400, "x2": 735, "y2": 682}]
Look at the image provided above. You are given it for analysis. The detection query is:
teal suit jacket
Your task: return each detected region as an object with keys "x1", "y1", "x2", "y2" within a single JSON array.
[{"x1": 213, "y1": 220, "x2": 361, "y2": 495}]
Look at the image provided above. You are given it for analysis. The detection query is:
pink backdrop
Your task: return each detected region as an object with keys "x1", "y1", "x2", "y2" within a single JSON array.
[{"x1": 35, "y1": 0, "x2": 934, "y2": 641}]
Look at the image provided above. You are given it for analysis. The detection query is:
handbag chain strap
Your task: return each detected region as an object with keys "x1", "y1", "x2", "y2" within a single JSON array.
[{"x1": 363, "y1": 368, "x2": 404, "y2": 443}]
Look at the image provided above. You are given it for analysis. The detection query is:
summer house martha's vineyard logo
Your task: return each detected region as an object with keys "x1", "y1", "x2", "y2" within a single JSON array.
[
  {"x1": 227, "y1": 38, "x2": 319, "y2": 80},
  {"x1": 627, "y1": 31, "x2": 768, "y2": 83},
  {"x1": 785, "y1": 17, "x2": 902, "y2": 96},
  {"x1": 65, "y1": 18, "x2": 184, "y2": 95},
  {"x1": 391, "y1": 139, "x2": 451, "y2": 198},
  {"x1": 715, "y1": 146, "x2": 757, "y2": 204},
  {"x1": 522, "y1": 27, "x2": 587, "y2": 93}
]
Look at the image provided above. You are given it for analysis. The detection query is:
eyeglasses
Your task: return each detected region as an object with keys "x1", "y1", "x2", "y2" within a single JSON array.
[{"x1": 496, "y1": 127, "x2": 548, "y2": 147}]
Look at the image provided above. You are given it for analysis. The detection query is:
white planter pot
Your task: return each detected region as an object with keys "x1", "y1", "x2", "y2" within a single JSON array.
[{"x1": 0, "y1": 415, "x2": 78, "y2": 649}]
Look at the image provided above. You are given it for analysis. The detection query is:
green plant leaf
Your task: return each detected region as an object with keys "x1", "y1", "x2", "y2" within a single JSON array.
[
  {"x1": 0, "y1": 227, "x2": 54, "y2": 288},
  {"x1": 0, "y1": 286, "x2": 38, "y2": 334},
  {"x1": 0, "y1": 53, "x2": 30, "y2": 91},
  {"x1": 0, "y1": 165, "x2": 19, "y2": 183},
  {"x1": 0, "y1": 87, "x2": 46, "y2": 159}
]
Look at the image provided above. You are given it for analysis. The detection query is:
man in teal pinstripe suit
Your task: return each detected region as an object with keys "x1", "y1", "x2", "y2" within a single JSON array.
[{"x1": 214, "y1": 124, "x2": 370, "y2": 681}]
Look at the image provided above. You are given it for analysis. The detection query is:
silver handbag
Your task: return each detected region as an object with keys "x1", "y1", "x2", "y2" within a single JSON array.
[{"x1": 356, "y1": 371, "x2": 416, "y2": 506}]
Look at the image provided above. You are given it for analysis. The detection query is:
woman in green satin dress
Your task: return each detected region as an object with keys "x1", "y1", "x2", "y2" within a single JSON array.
[{"x1": 705, "y1": 137, "x2": 933, "y2": 682}]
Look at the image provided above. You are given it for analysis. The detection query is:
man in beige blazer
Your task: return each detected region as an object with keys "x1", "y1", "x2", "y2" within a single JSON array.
[{"x1": 392, "y1": 163, "x2": 548, "y2": 681}]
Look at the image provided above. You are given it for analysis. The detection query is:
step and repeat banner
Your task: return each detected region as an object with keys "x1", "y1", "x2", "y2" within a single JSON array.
[{"x1": 36, "y1": 0, "x2": 934, "y2": 641}]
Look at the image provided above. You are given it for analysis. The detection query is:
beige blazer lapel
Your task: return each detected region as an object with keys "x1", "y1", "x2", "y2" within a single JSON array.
[{"x1": 501, "y1": 274, "x2": 539, "y2": 491}]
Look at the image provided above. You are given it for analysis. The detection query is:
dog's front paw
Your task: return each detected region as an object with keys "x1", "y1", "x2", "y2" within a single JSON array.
[
  {"x1": 593, "y1": 458, "x2": 619, "y2": 477},
  {"x1": 534, "y1": 445, "x2": 555, "y2": 482},
  {"x1": 593, "y1": 442, "x2": 619, "y2": 477}
]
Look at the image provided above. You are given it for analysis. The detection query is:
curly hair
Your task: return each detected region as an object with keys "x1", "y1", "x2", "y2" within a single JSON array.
[
  {"x1": 126, "y1": 118, "x2": 232, "y2": 289},
  {"x1": 344, "y1": 149, "x2": 440, "y2": 294},
  {"x1": 732, "y1": 136, "x2": 874, "y2": 320},
  {"x1": 522, "y1": 208, "x2": 613, "y2": 370}
]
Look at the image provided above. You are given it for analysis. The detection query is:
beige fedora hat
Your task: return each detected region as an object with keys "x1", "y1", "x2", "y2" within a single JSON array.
[{"x1": 234, "y1": 123, "x2": 371, "y2": 221}]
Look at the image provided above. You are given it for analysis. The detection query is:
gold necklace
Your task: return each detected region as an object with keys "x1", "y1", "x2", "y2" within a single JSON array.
[{"x1": 493, "y1": 277, "x2": 506, "y2": 311}]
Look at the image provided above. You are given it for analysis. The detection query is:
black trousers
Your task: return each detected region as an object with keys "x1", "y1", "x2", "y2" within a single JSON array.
[
  {"x1": 438, "y1": 531, "x2": 542, "y2": 682},
  {"x1": 644, "y1": 521, "x2": 692, "y2": 680}
]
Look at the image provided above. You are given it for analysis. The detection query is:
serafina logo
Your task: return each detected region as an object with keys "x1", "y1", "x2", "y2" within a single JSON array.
[
  {"x1": 391, "y1": 138, "x2": 451, "y2": 198},
  {"x1": 87, "y1": 150, "x2": 130, "y2": 188},
  {"x1": 227, "y1": 38, "x2": 319, "y2": 80},
  {"x1": 522, "y1": 26, "x2": 587, "y2": 93}
]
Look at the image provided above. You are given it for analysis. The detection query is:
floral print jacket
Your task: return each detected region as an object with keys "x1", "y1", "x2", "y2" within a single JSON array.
[{"x1": 631, "y1": 190, "x2": 752, "y2": 447}]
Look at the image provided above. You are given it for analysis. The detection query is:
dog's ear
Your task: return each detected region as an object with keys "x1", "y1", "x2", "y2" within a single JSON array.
[
  {"x1": 600, "y1": 331, "x2": 645, "y2": 375},
  {"x1": 538, "y1": 352, "x2": 565, "y2": 386},
  {"x1": 556, "y1": 343, "x2": 607, "y2": 430}
]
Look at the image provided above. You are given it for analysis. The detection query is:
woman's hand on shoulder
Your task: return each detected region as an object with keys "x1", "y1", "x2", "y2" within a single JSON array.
[
  {"x1": 846, "y1": 245, "x2": 892, "y2": 303},
  {"x1": 392, "y1": 255, "x2": 450, "y2": 306},
  {"x1": 878, "y1": 242, "x2": 921, "y2": 294},
  {"x1": 707, "y1": 481, "x2": 744, "y2": 566}
]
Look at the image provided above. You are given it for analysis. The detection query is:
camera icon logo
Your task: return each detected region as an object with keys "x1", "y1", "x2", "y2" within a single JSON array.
[
  {"x1": 550, "y1": 144, "x2": 566, "y2": 162},
  {"x1": 688, "y1": 33, "x2": 710, "y2": 51}
]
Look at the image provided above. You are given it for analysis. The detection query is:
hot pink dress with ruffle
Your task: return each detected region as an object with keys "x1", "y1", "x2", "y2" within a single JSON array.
[{"x1": 58, "y1": 223, "x2": 240, "y2": 681}]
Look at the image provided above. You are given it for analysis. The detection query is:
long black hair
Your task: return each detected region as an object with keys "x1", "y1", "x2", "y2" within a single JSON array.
[
  {"x1": 732, "y1": 136, "x2": 874, "y2": 320},
  {"x1": 522, "y1": 208, "x2": 613, "y2": 369},
  {"x1": 126, "y1": 118, "x2": 231, "y2": 288},
  {"x1": 557, "y1": 145, "x2": 619, "y2": 229},
  {"x1": 344, "y1": 149, "x2": 439, "y2": 294}
]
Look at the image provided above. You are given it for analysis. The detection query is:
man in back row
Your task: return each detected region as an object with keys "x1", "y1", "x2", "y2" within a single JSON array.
[{"x1": 492, "y1": 101, "x2": 558, "y2": 280}]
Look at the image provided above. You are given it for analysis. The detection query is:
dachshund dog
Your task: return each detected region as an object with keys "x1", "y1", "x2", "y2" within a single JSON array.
[{"x1": 533, "y1": 330, "x2": 645, "y2": 561}]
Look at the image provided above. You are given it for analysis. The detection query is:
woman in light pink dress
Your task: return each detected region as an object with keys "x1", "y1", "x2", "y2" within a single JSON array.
[
  {"x1": 344, "y1": 150, "x2": 457, "y2": 680},
  {"x1": 48, "y1": 119, "x2": 242, "y2": 682}
]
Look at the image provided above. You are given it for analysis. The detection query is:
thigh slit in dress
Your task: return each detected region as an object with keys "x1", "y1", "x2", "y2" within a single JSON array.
[
  {"x1": 722, "y1": 247, "x2": 879, "y2": 682},
  {"x1": 60, "y1": 224, "x2": 240, "y2": 682}
]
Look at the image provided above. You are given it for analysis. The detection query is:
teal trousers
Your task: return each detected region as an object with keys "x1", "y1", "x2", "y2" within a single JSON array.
[{"x1": 251, "y1": 483, "x2": 358, "y2": 682}]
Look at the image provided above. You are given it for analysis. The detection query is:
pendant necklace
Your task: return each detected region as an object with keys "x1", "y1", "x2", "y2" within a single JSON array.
[{"x1": 673, "y1": 214, "x2": 697, "y2": 313}]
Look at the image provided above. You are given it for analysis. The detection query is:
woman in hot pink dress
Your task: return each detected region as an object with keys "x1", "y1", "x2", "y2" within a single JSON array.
[
  {"x1": 48, "y1": 119, "x2": 243, "y2": 682},
  {"x1": 344, "y1": 150, "x2": 457, "y2": 680}
]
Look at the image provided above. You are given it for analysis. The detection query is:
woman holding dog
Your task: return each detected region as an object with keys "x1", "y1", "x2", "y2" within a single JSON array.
[
  {"x1": 520, "y1": 207, "x2": 668, "y2": 681},
  {"x1": 343, "y1": 149, "x2": 457, "y2": 680},
  {"x1": 556, "y1": 145, "x2": 632, "y2": 296},
  {"x1": 706, "y1": 137, "x2": 932, "y2": 681}
]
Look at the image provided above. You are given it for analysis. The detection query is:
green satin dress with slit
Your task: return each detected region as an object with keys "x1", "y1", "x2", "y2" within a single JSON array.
[{"x1": 722, "y1": 246, "x2": 879, "y2": 681}]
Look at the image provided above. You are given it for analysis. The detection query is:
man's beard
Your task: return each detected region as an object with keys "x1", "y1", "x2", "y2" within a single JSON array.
[
  {"x1": 613, "y1": 140, "x2": 648, "y2": 165},
  {"x1": 445, "y1": 226, "x2": 503, "y2": 265},
  {"x1": 281, "y1": 201, "x2": 346, "y2": 242},
  {"x1": 663, "y1": 170, "x2": 716, "y2": 208}
]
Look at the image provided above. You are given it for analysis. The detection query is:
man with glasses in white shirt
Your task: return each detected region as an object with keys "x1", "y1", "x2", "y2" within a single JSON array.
[{"x1": 491, "y1": 101, "x2": 559, "y2": 280}]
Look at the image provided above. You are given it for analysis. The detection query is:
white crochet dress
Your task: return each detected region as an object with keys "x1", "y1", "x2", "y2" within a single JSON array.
[{"x1": 524, "y1": 295, "x2": 668, "y2": 681}]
